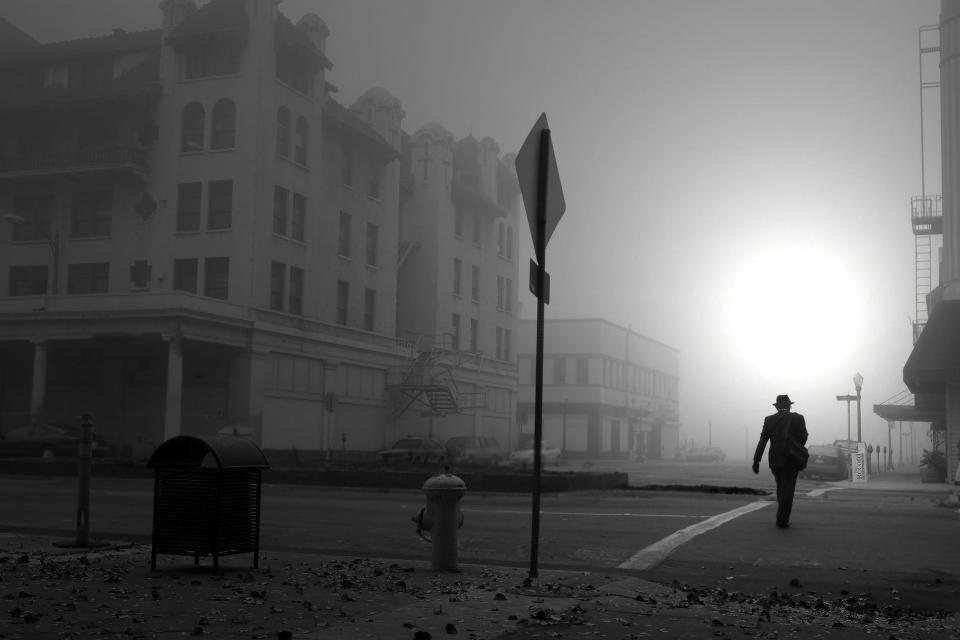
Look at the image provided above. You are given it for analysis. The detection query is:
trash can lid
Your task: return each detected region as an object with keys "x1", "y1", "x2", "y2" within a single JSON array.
[
  {"x1": 148, "y1": 435, "x2": 270, "y2": 469},
  {"x1": 422, "y1": 472, "x2": 466, "y2": 491}
]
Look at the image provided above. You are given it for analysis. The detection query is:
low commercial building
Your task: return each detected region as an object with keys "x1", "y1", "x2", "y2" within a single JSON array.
[{"x1": 516, "y1": 318, "x2": 679, "y2": 461}]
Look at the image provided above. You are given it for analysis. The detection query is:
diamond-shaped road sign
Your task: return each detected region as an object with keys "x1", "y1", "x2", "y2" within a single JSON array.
[{"x1": 515, "y1": 112, "x2": 565, "y2": 259}]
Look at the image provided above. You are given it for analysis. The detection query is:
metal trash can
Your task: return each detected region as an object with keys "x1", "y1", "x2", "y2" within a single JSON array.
[{"x1": 147, "y1": 435, "x2": 269, "y2": 571}]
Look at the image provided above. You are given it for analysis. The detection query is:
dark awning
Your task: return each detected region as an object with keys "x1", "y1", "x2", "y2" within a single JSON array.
[{"x1": 903, "y1": 300, "x2": 960, "y2": 395}]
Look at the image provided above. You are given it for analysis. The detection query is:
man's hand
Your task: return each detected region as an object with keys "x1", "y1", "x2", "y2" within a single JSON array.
[{"x1": 751, "y1": 461, "x2": 760, "y2": 474}]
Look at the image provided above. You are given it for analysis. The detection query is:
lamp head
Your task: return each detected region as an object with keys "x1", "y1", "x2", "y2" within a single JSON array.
[
  {"x1": 2, "y1": 213, "x2": 25, "y2": 225},
  {"x1": 853, "y1": 372, "x2": 863, "y2": 391}
]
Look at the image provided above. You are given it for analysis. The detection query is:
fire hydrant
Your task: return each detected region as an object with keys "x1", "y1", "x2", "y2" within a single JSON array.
[{"x1": 412, "y1": 471, "x2": 466, "y2": 572}]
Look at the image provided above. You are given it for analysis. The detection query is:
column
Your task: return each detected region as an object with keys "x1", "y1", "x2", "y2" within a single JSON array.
[
  {"x1": 228, "y1": 347, "x2": 266, "y2": 444},
  {"x1": 947, "y1": 383, "x2": 960, "y2": 483},
  {"x1": 29, "y1": 340, "x2": 48, "y2": 425},
  {"x1": 324, "y1": 361, "x2": 340, "y2": 455},
  {"x1": 162, "y1": 332, "x2": 183, "y2": 441}
]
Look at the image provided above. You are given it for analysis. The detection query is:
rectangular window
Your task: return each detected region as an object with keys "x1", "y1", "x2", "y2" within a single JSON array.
[
  {"x1": 8, "y1": 265, "x2": 47, "y2": 296},
  {"x1": 368, "y1": 155, "x2": 381, "y2": 199},
  {"x1": 497, "y1": 275, "x2": 504, "y2": 309},
  {"x1": 173, "y1": 258, "x2": 198, "y2": 293},
  {"x1": 289, "y1": 266, "x2": 303, "y2": 315},
  {"x1": 504, "y1": 328, "x2": 511, "y2": 361},
  {"x1": 471, "y1": 265, "x2": 479, "y2": 302},
  {"x1": 71, "y1": 190, "x2": 112, "y2": 238},
  {"x1": 554, "y1": 357, "x2": 566, "y2": 384},
  {"x1": 11, "y1": 195, "x2": 53, "y2": 242},
  {"x1": 453, "y1": 259, "x2": 462, "y2": 297},
  {"x1": 176, "y1": 182, "x2": 202, "y2": 232},
  {"x1": 470, "y1": 318, "x2": 478, "y2": 352},
  {"x1": 183, "y1": 42, "x2": 241, "y2": 79},
  {"x1": 273, "y1": 186, "x2": 288, "y2": 236},
  {"x1": 366, "y1": 223, "x2": 378, "y2": 266},
  {"x1": 472, "y1": 213, "x2": 481, "y2": 245},
  {"x1": 340, "y1": 144, "x2": 352, "y2": 186},
  {"x1": 364, "y1": 287, "x2": 376, "y2": 331},
  {"x1": 336, "y1": 280, "x2": 349, "y2": 325},
  {"x1": 204, "y1": 257, "x2": 229, "y2": 300},
  {"x1": 496, "y1": 326, "x2": 503, "y2": 360},
  {"x1": 576, "y1": 357, "x2": 588, "y2": 384},
  {"x1": 291, "y1": 193, "x2": 306, "y2": 242},
  {"x1": 269, "y1": 261, "x2": 285, "y2": 311},
  {"x1": 451, "y1": 313, "x2": 460, "y2": 351},
  {"x1": 454, "y1": 206, "x2": 463, "y2": 237},
  {"x1": 67, "y1": 262, "x2": 109, "y2": 294},
  {"x1": 338, "y1": 211, "x2": 351, "y2": 257},
  {"x1": 207, "y1": 180, "x2": 232, "y2": 230},
  {"x1": 505, "y1": 279, "x2": 513, "y2": 312}
]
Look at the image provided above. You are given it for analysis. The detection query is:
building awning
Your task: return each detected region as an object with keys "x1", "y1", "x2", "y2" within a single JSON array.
[{"x1": 903, "y1": 300, "x2": 960, "y2": 395}]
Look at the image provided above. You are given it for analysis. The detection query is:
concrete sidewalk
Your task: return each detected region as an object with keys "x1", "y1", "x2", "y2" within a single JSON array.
[
  {"x1": 2, "y1": 531, "x2": 959, "y2": 640},
  {"x1": 825, "y1": 463, "x2": 960, "y2": 496}
]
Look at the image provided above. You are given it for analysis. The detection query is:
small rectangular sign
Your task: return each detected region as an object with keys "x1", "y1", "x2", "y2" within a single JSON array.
[
  {"x1": 528, "y1": 259, "x2": 550, "y2": 304},
  {"x1": 852, "y1": 443, "x2": 867, "y2": 482}
]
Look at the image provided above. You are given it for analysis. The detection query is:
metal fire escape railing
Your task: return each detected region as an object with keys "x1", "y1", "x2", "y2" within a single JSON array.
[
  {"x1": 913, "y1": 24, "x2": 943, "y2": 345},
  {"x1": 389, "y1": 335, "x2": 487, "y2": 418}
]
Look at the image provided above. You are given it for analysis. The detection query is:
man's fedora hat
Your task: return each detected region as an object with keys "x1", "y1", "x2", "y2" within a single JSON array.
[{"x1": 773, "y1": 394, "x2": 794, "y2": 408}]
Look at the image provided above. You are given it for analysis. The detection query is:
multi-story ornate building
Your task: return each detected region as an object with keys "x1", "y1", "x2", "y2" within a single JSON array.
[{"x1": 0, "y1": 0, "x2": 520, "y2": 460}]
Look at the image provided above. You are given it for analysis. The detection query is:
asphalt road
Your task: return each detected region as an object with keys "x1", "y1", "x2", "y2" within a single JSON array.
[{"x1": 1, "y1": 461, "x2": 957, "y2": 615}]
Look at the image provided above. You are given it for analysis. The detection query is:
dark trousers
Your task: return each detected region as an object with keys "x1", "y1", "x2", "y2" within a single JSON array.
[{"x1": 771, "y1": 465, "x2": 799, "y2": 526}]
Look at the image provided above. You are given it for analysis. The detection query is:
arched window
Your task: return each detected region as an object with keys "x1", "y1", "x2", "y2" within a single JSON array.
[
  {"x1": 497, "y1": 221, "x2": 505, "y2": 257},
  {"x1": 276, "y1": 106, "x2": 290, "y2": 157},
  {"x1": 180, "y1": 102, "x2": 205, "y2": 152},
  {"x1": 506, "y1": 226, "x2": 514, "y2": 261},
  {"x1": 294, "y1": 116, "x2": 308, "y2": 165},
  {"x1": 210, "y1": 98, "x2": 236, "y2": 150}
]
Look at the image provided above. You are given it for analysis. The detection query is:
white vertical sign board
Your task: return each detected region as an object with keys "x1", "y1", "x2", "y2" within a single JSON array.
[{"x1": 852, "y1": 442, "x2": 868, "y2": 483}]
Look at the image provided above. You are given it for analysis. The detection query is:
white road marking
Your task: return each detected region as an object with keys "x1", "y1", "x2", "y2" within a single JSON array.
[
  {"x1": 461, "y1": 508, "x2": 706, "y2": 518},
  {"x1": 806, "y1": 487, "x2": 845, "y2": 498},
  {"x1": 617, "y1": 500, "x2": 772, "y2": 570}
]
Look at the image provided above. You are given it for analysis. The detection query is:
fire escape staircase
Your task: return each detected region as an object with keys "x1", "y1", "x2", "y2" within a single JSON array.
[{"x1": 390, "y1": 341, "x2": 487, "y2": 418}]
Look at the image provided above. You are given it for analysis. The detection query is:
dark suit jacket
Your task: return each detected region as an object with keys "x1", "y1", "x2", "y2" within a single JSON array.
[{"x1": 753, "y1": 409, "x2": 808, "y2": 469}]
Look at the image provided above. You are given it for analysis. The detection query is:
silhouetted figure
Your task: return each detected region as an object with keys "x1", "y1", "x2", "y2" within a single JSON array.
[{"x1": 752, "y1": 394, "x2": 809, "y2": 529}]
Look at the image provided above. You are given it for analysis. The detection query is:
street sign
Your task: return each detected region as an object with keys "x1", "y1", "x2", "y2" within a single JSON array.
[
  {"x1": 515, "y1": 112, "x2": 565, "y2": 259},
  {"x1": 528, "y1": 259, "x2": 550, "y2": 304}
]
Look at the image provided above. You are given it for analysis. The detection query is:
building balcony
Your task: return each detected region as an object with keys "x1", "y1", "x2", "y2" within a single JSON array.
[
  {"x1": 911, "y1": 195, "x2": 943, "y2": 235},
  {"x1": 0, "y1": 146, "x2": 148, "y2": 181}
]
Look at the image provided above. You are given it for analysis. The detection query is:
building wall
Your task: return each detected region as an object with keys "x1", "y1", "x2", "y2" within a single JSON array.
[{"x1": 516, "y1": 318, "x2": 680, "y2": 459}]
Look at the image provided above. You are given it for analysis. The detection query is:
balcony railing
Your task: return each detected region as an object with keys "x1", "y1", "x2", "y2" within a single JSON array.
[{"x1": 0, "y1": 146, "x2": 147, "y2": 178}]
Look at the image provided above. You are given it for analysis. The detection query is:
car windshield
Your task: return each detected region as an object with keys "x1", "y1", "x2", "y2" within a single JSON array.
[
  {"x1": 447, "y1": 437, "x2": 474, "y2": 447},
  {"x1": 393, "y1": 439, "x2": 424, "y2": 449}
]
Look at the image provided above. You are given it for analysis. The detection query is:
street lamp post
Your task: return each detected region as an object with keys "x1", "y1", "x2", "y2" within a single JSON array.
[
  {"x1": 836, "y1": 393, "x2": 856, "y2": 441},
  {"x1": 853, "y1": 372, "x2": 863, "y2": 443},
  {"x1": 3, "y1": 213, "x2": 60, "y2": 294},
  {"x1": 561, "y1": 397, "x2": 568, "y2": 452}
]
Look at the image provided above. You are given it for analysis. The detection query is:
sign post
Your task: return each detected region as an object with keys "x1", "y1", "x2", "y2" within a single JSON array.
[{"x1": 515, "y1": 112, "x2": 565, "y2": 578}]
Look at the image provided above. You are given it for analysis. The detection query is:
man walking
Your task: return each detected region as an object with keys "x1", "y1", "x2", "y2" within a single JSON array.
[{"x1": 752, "y1": 394, "x2": 808, "y2": 528}]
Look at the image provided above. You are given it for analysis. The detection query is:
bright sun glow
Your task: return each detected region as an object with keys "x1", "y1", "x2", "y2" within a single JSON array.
[{"x1": 722, "y1": 244, "x2": 863, "y2": 378}]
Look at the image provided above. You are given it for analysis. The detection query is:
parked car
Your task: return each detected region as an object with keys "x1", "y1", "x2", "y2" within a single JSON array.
[
  {"x1": 832, "y1": 439, "x2": 860, "y2": 456},
  {"x1": 377, "y1": 437, "x2": 447, "y2": 467},
  {"x1": 445, "y1": 436, "x2": 501, "y2": 465},
  {"x1": 508, "y1": 440, "x2": 562, "y2": 468},
  {"x1": 684, "y1": 447, "x2": 726, "y2": 462},
  {"x1": 0, "y1": 423, "x2": 112, "y2": 460},
  {"x1": 801, "y1": 445, "x2": 849, "y2": 481}
]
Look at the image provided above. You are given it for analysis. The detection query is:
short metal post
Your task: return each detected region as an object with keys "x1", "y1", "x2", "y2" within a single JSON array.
[{"x1": 76, "y1": 413, "x2": 93, "y2": 547}]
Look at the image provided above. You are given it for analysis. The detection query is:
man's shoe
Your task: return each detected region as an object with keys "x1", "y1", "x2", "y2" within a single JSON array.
[{"x1": 776, "y1": 522, "x2": 789, "y2": 529}]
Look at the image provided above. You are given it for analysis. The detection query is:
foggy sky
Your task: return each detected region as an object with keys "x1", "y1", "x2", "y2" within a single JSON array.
[{"x1": 3, "y1": 0, "x2": 941, "y2": 457}]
